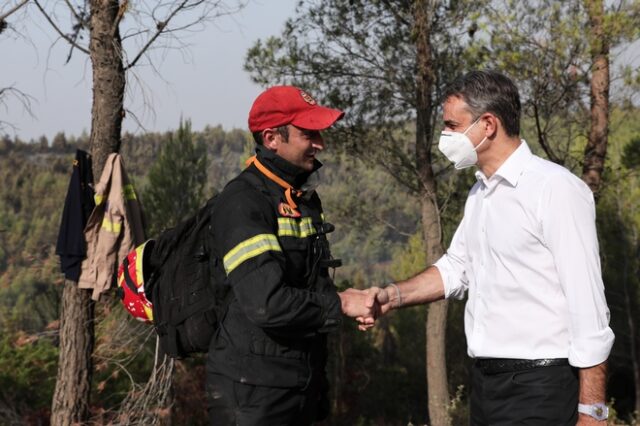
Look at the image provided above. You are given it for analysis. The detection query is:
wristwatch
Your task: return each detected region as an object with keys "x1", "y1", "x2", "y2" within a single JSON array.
[{"x1": 578, "y1": 402, "x2": 609, "y2": 421}]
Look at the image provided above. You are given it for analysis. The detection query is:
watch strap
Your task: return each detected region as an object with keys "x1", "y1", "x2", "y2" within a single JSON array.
[{"x1": 578, "y1": 403, "x2": 608, "y2": 421}]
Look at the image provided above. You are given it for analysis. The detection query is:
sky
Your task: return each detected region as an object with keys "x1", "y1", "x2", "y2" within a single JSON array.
[
  {"x1": 4, "y1": 2, "x2": 639, "y2": 143},
  {"x1": 2, "y1": 0, "x2": 299, "y2": 142}
]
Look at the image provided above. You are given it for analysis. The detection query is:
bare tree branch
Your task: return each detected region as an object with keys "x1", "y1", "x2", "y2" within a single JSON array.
[
  {"x1": 63, "y1": 0, "x2": 87, "y2": 29},
  {"x1": 0, "y1": 85, "x2": 35, "y2": 133},
  {"x1": 533, "y1": 102, "x2": 562, "y2": 164},
  {"x1": 124, "y1": 0, "x2": 246, "y2": 71},
  {"x1": 125, "y1": 0, "x2": 195, "y2": 71},
  {"x1": 63, "y1": 0, "x2": 88, "y2": 62},
  {"x1": 33, "y1": 0, "x2": 89, "y2": 57},
  {"x1": 375, "y1": 215, "x2": 413, "y2": 238},
  {"x1": 0, "y1": 0, "x2": 29, "y2": 22}
]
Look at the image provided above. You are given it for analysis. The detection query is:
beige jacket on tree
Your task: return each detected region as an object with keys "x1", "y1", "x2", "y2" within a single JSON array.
[{"x1": 78, "y1": 153, "x2": 145, "y2": 301}]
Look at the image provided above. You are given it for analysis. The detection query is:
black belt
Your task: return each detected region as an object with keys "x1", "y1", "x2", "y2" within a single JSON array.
[{"x1": 474, "y1": 358, "x2": 569, "y2": 375}]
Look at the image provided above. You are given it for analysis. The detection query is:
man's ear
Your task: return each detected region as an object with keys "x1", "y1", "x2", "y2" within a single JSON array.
[
  {"x1": 262, "y1": 128, "x2": 280, "y2": 151},
  {"x1": 483, "y1": 113, "x2": 499, "y2": 139}
]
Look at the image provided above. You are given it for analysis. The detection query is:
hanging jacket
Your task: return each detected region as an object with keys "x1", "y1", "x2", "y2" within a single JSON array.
[
  {"x1": 208, "y1": 145, "x2": 343, "y2": 389},
  {"x1": 78, "y1": 153, "x2": 145, "y2": 301},
  {"x1": 56, "y1": 149, "x2": 95, "y2": 282}
]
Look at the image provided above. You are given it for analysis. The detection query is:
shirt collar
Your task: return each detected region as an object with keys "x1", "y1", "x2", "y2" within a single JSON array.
[{"x1": 475, "y1": 140, "x2": 532, "y2": 187}]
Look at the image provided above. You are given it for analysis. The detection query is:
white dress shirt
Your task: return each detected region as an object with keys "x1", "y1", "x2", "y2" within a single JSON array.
[{"x1": 434, "y1": 141, "x2": 614, "y2": 367}]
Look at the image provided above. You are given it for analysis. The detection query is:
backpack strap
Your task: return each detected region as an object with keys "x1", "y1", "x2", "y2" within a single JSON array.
[{"x1": 121, "y1": 256, "x2": 139, "y2": 294}]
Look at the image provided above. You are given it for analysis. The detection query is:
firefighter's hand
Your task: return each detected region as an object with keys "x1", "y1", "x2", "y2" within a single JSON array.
[
  {"x1": 338, "y1": 288, "x2": 380, "y2": 327},
  {"x1": 355, "y1": 286, "x2": 393, "y2": 331}
]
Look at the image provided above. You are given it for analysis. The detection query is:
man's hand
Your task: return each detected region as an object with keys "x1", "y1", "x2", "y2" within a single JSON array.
[
  {"x1": 353, "y1": 286, "x2": 395, "y2": 330},
  {"x1": 338, "y1": 288, "x2": 377, "y2": 319},
  {"x1": 339, "y1": 288, "x2": 390, "y2": 330}
]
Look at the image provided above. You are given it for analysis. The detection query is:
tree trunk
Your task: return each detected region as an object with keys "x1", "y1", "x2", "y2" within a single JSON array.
[
  {"x1": 414, "y1": 1, "x2": 450, "y2": 424},
  {"x1": 50, "y1": 281, "x2": 95, "y2": 425},
  {"x1": 51, "y1": 1, "x2": 125, "y2": 424},
  {"x1": 89, "y1": 0, "x2": 125, "y2": 159},
  {"x1": 581, "y1": 0, "x2": 609, "y2": 198}
]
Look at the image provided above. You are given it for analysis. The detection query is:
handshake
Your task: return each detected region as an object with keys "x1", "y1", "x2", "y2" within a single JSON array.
[{"x1": 337, "y1": 284, "x2": 403, "y2": 331}]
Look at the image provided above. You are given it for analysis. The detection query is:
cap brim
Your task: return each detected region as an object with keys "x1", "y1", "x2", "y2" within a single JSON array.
[{"x1": 290, "y1": 106, "x2": 344, "y2": 130}]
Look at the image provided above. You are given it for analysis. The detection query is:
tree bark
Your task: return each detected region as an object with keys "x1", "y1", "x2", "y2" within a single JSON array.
[
  {"x1": 581, "y1": 0, "x2": 609, "y2": 198},
  {"x1": 414, "y1": 1, "x2": 450, "y2": 424},
  {"x1": 51, "y1": 1, "x2": 125, "y2": 424},
  {"x1": 89, "y1": 0, "x2": 125, "y2": 160},
  {"x1": 50, "y1": 281, "x2": 95, "y2": 425}
]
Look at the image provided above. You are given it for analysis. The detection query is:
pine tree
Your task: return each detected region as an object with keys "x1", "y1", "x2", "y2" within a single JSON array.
[{"x1": 144, "y1": 119, "x2": 208, "y2": 236}]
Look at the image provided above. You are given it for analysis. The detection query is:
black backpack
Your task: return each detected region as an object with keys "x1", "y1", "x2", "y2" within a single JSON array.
[{"x1": 145, "y1": 195, "x2": 231, "y2": 359}]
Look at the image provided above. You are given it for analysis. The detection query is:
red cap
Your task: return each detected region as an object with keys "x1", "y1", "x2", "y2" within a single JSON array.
[{"x1": 248, "y1": 86, "x2": 344, "y2": 132}]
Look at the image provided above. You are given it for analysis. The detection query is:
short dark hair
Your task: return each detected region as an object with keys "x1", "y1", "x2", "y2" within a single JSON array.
[
  {"x1": 252, "y1": 125, "x2": 290, "y2": 145},
  {"x1": 442, "y1": 70, "x2": 521, "y2": 137}
]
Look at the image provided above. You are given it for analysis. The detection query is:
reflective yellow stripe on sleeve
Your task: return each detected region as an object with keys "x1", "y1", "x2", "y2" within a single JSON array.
[
  {"x1": 277, "y1": 217, "x2": 317, "y2": 238},
  {"x1": 101, "y1": 218, "x2": 122, "y2": 234},
  {"x1": 123, "y1": 184, "x2": 137, "y2": 200},
  {"x1": 223, "y1": 234, "x2": 282, "y2": 275}
]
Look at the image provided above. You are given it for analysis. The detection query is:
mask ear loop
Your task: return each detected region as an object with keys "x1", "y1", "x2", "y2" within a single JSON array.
[
  {"x1": 473, "y1": 136, "x2": 489, "y2": 152},
  {"x1": 462, "y1": 116, "x2": 482, "y2": 136},
  {"x1": 465, "y1": 115, "x2": 491, "y2": 152}
]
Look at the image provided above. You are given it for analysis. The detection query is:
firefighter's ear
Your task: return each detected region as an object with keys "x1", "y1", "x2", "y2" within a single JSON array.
[{"x1": 262, "y1": 128, "x2": 280, "y2": 151}]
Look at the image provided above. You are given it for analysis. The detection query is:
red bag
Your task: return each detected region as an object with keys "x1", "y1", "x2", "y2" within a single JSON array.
[{"x1": 116, "y1": 240, "x2": 155, "y2": 323}]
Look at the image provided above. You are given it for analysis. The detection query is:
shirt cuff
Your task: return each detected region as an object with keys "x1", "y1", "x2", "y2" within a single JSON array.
[
  {"x1": 433, "y1": 256, "x2": 466, "y2": 300},
  {"x1": 568, "y1": 326, "x2": 615, "y2": 368}
]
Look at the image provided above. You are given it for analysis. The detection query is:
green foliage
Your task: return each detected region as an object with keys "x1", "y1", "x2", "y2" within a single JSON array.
[
  {"x1": 480, "y1": 0, "x2": 640, "y2": 171},
  {"x1": 244, "y1": 0, "x2": 489, "y2": 191},
  {"x1": 622, "y1": 136, "x2": 640, "y2": 170},
  {"x1": 328, "y1": 279, "x2": 428, "y2": 425},
  {"x1": 478, "y1": 0, "x2": 590, "y2": 167},
  {"x1": 0, "y1": 150, "x2": 67, "y2": 334},
  {"x1": 321, "y1": 153, "x2": 420, "y2": 279},
  {"x1": 0, "y1": 333, "x2": 58, "y2": 421},
  {"x1": 142, "y1": 118, "x2": 208, "y2": 236},
  {"x1": 390, "y1": 231, "x2": 427, "y2": 280},
  {"x1": 2, "y1": 105, "x2": 640, "y2": 422},
  {"x1": 594, "y1": 107, "x2": 640, "y2": 422}
]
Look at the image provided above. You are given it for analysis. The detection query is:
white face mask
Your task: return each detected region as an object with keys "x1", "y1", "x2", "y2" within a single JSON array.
[{"x1": 438, "y1": 118, "x2": 488, "y2": 169}]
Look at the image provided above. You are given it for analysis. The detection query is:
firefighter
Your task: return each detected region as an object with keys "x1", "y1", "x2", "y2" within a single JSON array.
[{"x1": 207, "y1": 86, "x2": 370, "y2": 425}]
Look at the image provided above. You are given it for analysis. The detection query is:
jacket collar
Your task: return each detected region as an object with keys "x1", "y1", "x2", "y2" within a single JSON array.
[{"x1": 255, "y1": 145, "x2": 322, "y2": 189}]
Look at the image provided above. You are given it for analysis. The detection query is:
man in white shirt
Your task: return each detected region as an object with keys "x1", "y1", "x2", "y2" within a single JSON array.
[{"x1": 360, "y1": 70, "x2": 615, "y2": 425}]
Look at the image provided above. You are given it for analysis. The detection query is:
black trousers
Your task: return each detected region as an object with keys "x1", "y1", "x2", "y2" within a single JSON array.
[
  {"x1": 206, "y1": 373, "x2": 326, "y2": 426},
  {"x1": 470, "y1": 363, "x2": 579, "y2": 425}
]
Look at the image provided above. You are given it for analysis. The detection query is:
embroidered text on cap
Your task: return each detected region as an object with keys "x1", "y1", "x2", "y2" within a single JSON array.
[{"x1": 300, "y1": 90, "x2": 317, "y2": 106}]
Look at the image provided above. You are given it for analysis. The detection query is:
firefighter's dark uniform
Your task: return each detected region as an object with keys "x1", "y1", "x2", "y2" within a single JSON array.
[{"x1": 207, "y1": 145, "x2": 343, "y2": 425}]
